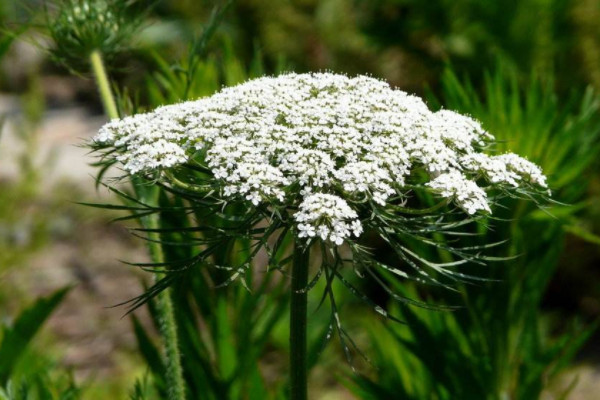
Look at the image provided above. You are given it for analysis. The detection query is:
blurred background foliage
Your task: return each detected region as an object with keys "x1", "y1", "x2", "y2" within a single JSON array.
[{"x1": 1, "y1": 0, "x2": 600, "y2": 399}]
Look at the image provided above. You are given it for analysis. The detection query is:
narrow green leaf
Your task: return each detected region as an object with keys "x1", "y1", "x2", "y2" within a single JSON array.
[{"x1": 0, "y1": 287, "x2": 70, "y2": 384}]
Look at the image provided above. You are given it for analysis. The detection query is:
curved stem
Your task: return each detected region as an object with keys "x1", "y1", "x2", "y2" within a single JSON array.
[
  {"x1": 89, "y1": 50, "x2": 119, "y2": 120},
  {"x1": 290, "y1": 241, "x2": 309, "y2": 400},
  {"x1": 163, "y1": 170, "x2": 212, "y2": 193}
]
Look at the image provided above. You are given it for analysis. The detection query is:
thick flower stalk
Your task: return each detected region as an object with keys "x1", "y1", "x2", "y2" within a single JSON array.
[
  {"x1": 92, "y1": 72, "x2": 549, "y2": 400},
  {"x1": 95, "y1": 72, "x2": 548, "y2": 245}
]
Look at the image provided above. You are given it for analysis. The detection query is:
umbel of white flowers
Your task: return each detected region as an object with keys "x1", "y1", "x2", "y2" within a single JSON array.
[{"x1": 95, "y1": 72, "x2": 548, "y2": 245}]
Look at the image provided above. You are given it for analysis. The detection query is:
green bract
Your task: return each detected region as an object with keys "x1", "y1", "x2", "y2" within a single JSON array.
[{"x1": 46, "y1": 0, "x2": 144, "y2": 72}]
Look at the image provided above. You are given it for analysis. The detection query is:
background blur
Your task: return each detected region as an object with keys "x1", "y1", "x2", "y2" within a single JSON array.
[{"x1": 1, "y1": 0, "x2": 600, "y2": 399}]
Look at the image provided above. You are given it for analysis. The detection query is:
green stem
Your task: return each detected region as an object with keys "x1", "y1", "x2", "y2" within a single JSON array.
[
  {"x1": 89, "y1": 50, "x2": 119, "y2": 119},
  {"x1": 138, "y1": 187, "x2": 186, "y2": 400},
  {"x1": 163, "y1": 170, "x2": 212, "y2": 193},
  {"x1": 290, "y1": 241, "x2": 309, "y2": 400},
  {"x1": 156, "y1": 292, "x2": 186, "y2": 400},
  {"x1": 88, "y1": 50, "x2": 186, "y2": 400}
]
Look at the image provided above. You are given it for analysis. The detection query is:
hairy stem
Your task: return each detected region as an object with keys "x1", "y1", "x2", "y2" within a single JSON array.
[
  {"x1": 89, "y1": 50, "x2": 119, "y2": 120},
  {"x1": 156, "y1": 292, "x2": 186, "y2": 400},
  {"x1": 137, "y1": 186, "x2": 186, "y2": 400},
  {"x1": 290, "y1": 241, "x2": 310, "y2": 400},
  {"x1": 88, "y1": 51, "x2": 186, "y2": 400}
]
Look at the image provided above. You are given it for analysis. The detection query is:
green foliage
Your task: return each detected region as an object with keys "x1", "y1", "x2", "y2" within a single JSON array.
[
  {"x1": 101, "y1": 160, "x2": 293, "y2": 398},
  {"x1": 145, "y1": 37, "x2": 265, "y2": 106},
  {"x1": 361, "y1": 0, "x2": 569, "y2": 71},
  {"x1": 128, "y1": 376, "x2": 157, "y2": 400},
  {"x1": 0, "y1": 288, "x2": 70, "y2": 383},
  {"x1": 348, "y1": 290, "x2": 597, "y2": 400},
  {"x1": 133, "y1": 260, "x2": 290, "y2": 399},
  {"x1": 161, "y1": 0, "x2": 598, "y2": 93},
  {"x1": 0, "y1": 26, "x2": 24, "y2": 61},
  {"x1": 94, "y1": 172, "x2": 293, "y2": 399},
  {"x1": 0, "y1": 373, "x2": 79, "y2": 400},
  {"x1": 0, "y1": 288, "x2": 79, "y2": 400},
  {"x1": 347, "y1": 67, "x2": 600, "y2": 399}
]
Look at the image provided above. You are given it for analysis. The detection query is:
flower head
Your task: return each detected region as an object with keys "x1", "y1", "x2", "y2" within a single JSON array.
[
  {"x1": 47, "y1": 0, "x2": 146, "y2": 72},
  {"x1": 94, "y1": 72, "x2": 548, "y2": 244}
]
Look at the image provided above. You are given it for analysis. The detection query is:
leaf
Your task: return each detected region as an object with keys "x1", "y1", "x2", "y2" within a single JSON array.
[
  {"x1": 246, "y1": 366, "x2": 269, "y2": 400},
  {"x1": 0, "y1": 26, "x2": 26, "y2": 60},
  {"x1": 0, "y1": 287, "x2": 70, "y2": 384},
  {"x1": 563, "y1": 223, "x2": 600, "y2": 246},
  {"x1": 215, "y1": 297, "x2": 237, "y2": 381}
]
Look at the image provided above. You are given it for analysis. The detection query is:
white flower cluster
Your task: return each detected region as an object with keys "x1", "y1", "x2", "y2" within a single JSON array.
[
  {"x1": 95, "y1": 72, "x2": 548, "y2": 244},
  {"x1": 460, "y1": 153, "x2": 547, "y2": 188},
  {"x1": 96, "y1": 112, "x2": 190, "y2": 174},
  {"x1": 295, "y1": 194, "x2": 363, "y2": 245},
  {"x1": 427, "y1": 171, "x2": 491, "y2": 215}
]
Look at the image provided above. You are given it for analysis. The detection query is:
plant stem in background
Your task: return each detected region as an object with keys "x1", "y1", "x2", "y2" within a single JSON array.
[
  {"x1": 89, "y1": 50, "x2": 119, "y2": 119},
  {"x1": 290, "y1": 242, "x2": 309, "y2": 400},
  {"x1": 88, "y1": 50, "x2": 186, "y2": 400},
  {"x1": 143, "y1": 209, "x2": 186, "y2": 400}
]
